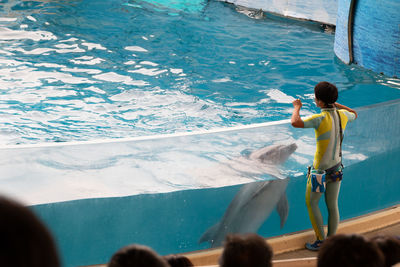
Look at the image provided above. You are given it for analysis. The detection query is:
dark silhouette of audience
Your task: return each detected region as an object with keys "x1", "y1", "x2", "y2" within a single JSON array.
[
  {"x1": 164, "y1": 254, "x2": 194, "y2": 267},
  {"x1": 0, "y1": 195, "x2": 60, "y2": 267},
  {"x1": 218, "y1": 233, "x2": 273, "y2": 267},
  {"x1": 370, "y1": 235, "x2": 400, "y2": 267},
  {"x1": 108, "y1": 244, "x2": 169, "y2": 267},
  {"x1": 106, "y1": 233, "x2": 400, "y2": 267},
  {"x1": 2, "y1": 193, "x2": 398, "y2": 267},
  {"x1": 317, "y1": 234, "x2": 385, "y2": 267}
]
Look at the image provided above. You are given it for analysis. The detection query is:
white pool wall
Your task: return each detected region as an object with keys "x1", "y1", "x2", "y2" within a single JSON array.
[{"x1": 221, "y1": 0, "x2": 338, "y2": 25}]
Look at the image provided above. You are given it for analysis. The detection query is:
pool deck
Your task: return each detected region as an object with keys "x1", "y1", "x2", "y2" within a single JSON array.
[
  {"x1": 271, "y1": 221, "x2": 400, "y2": 267},
  {"x1": 84, "y1": 204, "x2": 399, "y2": 267}
]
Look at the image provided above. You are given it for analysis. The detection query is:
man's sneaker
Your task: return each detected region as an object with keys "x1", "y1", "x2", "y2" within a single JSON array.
[{"x1": 305, "y1": 240, "x2": 323, "y2": 251}]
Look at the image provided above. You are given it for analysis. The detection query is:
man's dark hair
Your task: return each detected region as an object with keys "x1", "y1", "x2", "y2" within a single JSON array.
[
  {"x1": 108, "y1": 244, "x2": 169, "y2": 267},
  {"x1": 219, "y1": 233, "x2": 273, "y2": 267},
  {"x1": 317, "y1": 234, "x2": 384, "y2": 267},
  {"x1": 370, "y1": 235, "x2": 400, "y2": 267},
  {"x1": 314, "y1": 81, "x2": 338, "y2": 106},
  {"x1": 164, "y1": 254, "x2": 193, "y2": 267},
  {"x1": 0, "y1": 195, "x2": 60, "y2": 267}
]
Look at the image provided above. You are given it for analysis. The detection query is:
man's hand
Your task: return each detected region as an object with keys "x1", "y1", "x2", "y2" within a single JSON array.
[
  {"x1": 291, "y1": 99, "x2": 304, "y2": 128},
  {"x1": 334, "y1": 102, "x2": 358, "y2": 118},
  {"x1": 292, "y1": 99, "x2": 302, "y2": 109}
]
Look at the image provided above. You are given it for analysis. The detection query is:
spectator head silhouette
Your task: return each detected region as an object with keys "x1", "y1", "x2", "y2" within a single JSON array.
[
  {"x1": 108, "y1": 244, "x2": 169, "y2": 267},
  {"x1": 164, "y1": 254, "x2": 193, "y2": 267},
  {"x1": 370, "y1": 235, "x2": 400, "y2": 267},
  {"x1": 0, "y1": 195, "x2": 60, "y2": 267},
  {"x1": 219, "y1": 233, "x2": 273, "y2": 267},
  {"x1": 317, "y1": 234, "x2": 384, "y2": 267}
]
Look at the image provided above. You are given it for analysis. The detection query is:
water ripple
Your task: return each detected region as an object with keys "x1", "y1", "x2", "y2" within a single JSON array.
[{"x1": 0, "y1": 0, "x2": 399, "y2": 145}]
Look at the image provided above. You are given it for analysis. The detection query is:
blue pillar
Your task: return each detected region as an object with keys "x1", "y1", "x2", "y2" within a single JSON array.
[{"x1": 334, "y1": 0, "x2": 400, "y2": 78}]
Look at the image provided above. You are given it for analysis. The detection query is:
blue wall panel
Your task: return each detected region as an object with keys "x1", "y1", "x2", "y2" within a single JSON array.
[
  {"x1": 335, "y1": 0, "x2": 400, "y2": 77},
  {"x1": 334, "y1": 0, "x2": 351, "y2": 64},
  {"x1": 352, "y1": 0, "x2": 400, "y2": 77}
]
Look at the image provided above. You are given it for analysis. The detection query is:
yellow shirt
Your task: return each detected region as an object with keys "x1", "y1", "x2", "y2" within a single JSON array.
[{"x1": 303, "y1": 108, "x2": 356, "y2": 171}]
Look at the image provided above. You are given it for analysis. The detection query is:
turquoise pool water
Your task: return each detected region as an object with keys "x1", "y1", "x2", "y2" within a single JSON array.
[
  {"x1": 1, "y1": 0, "x2": 400, "y2": 145},
  {"x1": 31, "y1": 145, "x2": 400, "y2": 266},
  {"x1": 23, "y1": 99, "x2": 399, "y2": 266},
  {"x1": 1, "y1": 0, "x2": 400, "y2": 266}
]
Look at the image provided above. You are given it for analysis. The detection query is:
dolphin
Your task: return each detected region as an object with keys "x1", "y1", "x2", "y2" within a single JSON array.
[{"x1": 199, "y1": 143, "x2": 297, "y2": 247}]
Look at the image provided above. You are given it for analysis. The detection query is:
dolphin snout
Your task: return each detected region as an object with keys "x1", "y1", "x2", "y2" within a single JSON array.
[
  {"x1": 284, "y1": 143, "x2": 298, "y2": 158},
  {"x1": 289, "y1": 143, "x2": 298, "y2": 152}
]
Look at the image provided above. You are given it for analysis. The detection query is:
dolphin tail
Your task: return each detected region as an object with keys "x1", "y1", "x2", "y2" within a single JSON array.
[
  {"x1": 199, "y1": 222, "x2": 220, "y2": 244},
  {"x1": 276, "y1": 192, "x2": 289, "y2": 228}
]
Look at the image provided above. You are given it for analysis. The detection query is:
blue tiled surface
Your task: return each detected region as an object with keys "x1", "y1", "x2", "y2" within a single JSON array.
[{"x1": 335, "y1": 0, "x2": 400, "y2": 77}]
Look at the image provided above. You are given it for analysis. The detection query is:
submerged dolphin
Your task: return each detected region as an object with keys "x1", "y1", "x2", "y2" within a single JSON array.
[{"x1": 199, "y1": 143, "x2": 297, "y2": 247}]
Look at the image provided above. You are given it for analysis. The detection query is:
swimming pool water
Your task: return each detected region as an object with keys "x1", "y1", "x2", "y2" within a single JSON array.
[
  {"x1": 3, "y1": 98, "x2": 399, "y2": 267},
  {"x1": 1, "y1": 0, "x2": 400, "y2": 145},
  {"x1": 20, "y1": 98, "x2": 399, "y2": 266},
  {"x1": 31, "y1": 145, "x2": 400, "y2": 266}
]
